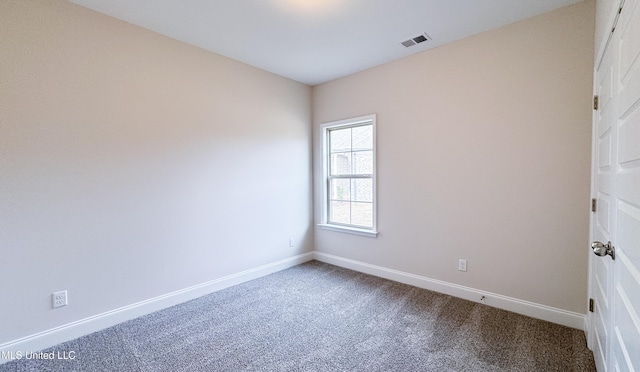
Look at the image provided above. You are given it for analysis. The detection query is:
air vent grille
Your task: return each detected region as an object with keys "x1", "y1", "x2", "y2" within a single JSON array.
[
  {"x1": 401, "y1": 33, "x2": 431, "y2": 48},
  {"x1": 413, "y1": 35, "x2": 427, "y2": 43},
  {"x1": 401, "y1": 39, "x2": 416, "y2": 47}
]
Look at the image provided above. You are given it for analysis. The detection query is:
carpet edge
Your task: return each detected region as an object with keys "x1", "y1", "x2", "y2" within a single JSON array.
[{"x1": 314, "y1": 251, "x2": 586, "y2": 331}]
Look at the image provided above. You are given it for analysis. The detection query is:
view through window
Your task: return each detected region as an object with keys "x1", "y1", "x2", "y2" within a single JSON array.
[{"x1": 324, "y1": 115, "x2": 376, "y2": 231}]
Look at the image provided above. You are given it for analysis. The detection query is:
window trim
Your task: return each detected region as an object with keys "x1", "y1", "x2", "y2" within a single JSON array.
[{"x1": 319, "y1": 114, "x2": 378, "y2": 237}]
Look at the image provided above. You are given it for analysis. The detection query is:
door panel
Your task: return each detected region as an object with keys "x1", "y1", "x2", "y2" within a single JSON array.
[
  {"x1": 598, "y1": 133, "x2": 612, "y2": 168},
  {"x1": 597, "y1": 173, "x2": 611, "y2": 196},
  {"x1": 619, "y1": 0, "x2": 640, "y2": 59},
  {"x1": 613, "y1": 0, "x2": 640, "y2": 368},
  {"x1": 591, "y1": 24, "x2": 616, "y2": 370},
  {"x1": 597, "y1": 196, "x2": 611, "y2": 233},
  {"x1": 593, "y1": 318, "x2": 607, "y2": 368},
  {"x1": 618, "y1": 108, "x2": 640, "y2": 164},
  {"x1": 611, "y1": 329, "x2": 631, "y2": 372},
  {"x1": 590, "y1": 0, "x2": 640, "y2": 370},
  {"x1": 613, "y1": 287, "x2": 639, "y2": 369}
]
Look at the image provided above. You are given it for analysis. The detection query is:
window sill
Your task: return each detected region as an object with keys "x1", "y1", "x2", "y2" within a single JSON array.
[{"x1": 317, "y1": 224, "x2": 379, "y2": 238}]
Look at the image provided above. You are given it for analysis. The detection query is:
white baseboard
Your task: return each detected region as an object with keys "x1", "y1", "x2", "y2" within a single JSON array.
[
  {"x1": 314, "y1": 251, "x2": 586, "y2": 330},
  {"x1": 1, "y1": 250, "x2": 586, "y2": 366},
  {"x1": 0, "y1": 252, "x2": 314, "y2": 364}
]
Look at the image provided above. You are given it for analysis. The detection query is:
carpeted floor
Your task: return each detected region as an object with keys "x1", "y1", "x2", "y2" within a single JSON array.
[{"x1": 0, "y1": 261, "x2": 596, "y2": 371}]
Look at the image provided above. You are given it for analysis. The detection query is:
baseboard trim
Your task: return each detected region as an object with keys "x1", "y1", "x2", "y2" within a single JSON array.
[
  {"x1": 314, "y1": 252, "x2": 585, "y2": 330},
  {"x1": 1, "y1": 250, "x2": 586, "y2": 365},
  {"x1": 0, "y1": 252, "x2": 314, "y2": 363}
]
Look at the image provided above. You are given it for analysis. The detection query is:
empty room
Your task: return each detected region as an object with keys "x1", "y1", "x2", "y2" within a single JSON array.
[{"x1": 1, "y1": 0, "x2": 639, "y2": 371}]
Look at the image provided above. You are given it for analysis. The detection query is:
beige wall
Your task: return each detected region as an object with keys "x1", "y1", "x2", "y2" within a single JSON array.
[
  {"x1": 313, "y1": 1, "x2": 595, "y2": 313},
  {"x1": 1, "y1": 0, "x2": 596, "y2": 348},
  {"x1": 0, "y1": 0, "x2": 312, "y2": 344}
]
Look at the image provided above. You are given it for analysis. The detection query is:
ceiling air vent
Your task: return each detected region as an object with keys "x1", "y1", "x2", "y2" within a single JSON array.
[{"x1": 401, "y1": 33, "x2": 431, "y2": 48}]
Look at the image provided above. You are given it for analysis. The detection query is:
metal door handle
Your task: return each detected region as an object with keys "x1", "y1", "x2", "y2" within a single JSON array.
[{"x1": 591, "y1": 241, "x2": 615, "y2": 260}]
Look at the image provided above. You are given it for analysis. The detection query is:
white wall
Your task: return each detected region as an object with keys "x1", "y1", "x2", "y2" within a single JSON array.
[
  {"x1": 0, "y1": 0, "x2": 312, "y2": 345},
  {"x1": 313, "y1": 1, "x2": 595, "y2": 314}
]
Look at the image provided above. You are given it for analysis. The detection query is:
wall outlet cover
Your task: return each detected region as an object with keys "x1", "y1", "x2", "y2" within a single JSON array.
[
  {"x1": 458, "y1": 259, "x2": 467, "y2": 272},
  {"x1": 53, "y1": 290, "x2": 68, "y2": 308}
]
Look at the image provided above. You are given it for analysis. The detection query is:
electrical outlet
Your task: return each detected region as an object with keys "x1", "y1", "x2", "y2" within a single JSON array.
[
  {"x1": 53, "y1": 290, "x2": 68, "y2": 308},
  {"x1": 289, "y1": 237, "x2": 294, "y2": 247},
  {"x1": 458, "y1": 259, "x2": 467, "y2": 272}
]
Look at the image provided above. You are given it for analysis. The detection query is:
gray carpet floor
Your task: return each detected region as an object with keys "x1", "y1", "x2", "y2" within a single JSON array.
[{"x1": 1, "y1": 261, "x2": 595, "y2": 371}]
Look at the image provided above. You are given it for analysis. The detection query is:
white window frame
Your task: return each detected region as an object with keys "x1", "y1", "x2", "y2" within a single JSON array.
[{"x1": 318, "y1": 114, "x2": 378, "y2": 237}]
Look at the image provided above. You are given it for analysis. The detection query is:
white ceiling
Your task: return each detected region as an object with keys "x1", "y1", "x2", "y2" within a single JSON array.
[{"x1": 69, "y1": 0, "x2": 582, "y2": 86}]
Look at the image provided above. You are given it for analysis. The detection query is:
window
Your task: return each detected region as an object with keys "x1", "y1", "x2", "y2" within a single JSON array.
[{"x1": 320, "y1": 114, "x2": 377, "y2": 237}]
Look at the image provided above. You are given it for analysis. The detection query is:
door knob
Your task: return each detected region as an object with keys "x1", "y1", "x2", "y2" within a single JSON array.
[{"x1": 591, "y1": 241, "x2": 615, "y2": 260}]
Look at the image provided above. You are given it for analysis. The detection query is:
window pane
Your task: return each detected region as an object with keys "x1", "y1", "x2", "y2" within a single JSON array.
[
  {"x1": 351, "y1": 179, "x2": 372, "y2": 202},
  {"x1": 352, "y1": 125, "x2": 372, "y2": 151},
  {"x1": 330, "y1": 152, "x2": 352, "y2": 176},
  {"x1": 330, "y1": 128, "x2": 351, "y2": 153},
  {"x1": 353, "y1": 151, "x2": 372, "y2": 175},
  {"x1": 324, "y1": 117, "x2": 375, "y2": 231},
  {"x1": 330, "y1": 201, "x2": 350, "y2": 224},
  {"x1": 351, "y1": 202, "x2": 373, "y2": 227},
  {"x1": 330, "y1": 178, "x2": 350, "y2": 201}
]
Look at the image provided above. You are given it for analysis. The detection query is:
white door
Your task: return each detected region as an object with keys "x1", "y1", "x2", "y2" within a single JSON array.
[{"x1": 588, "y1": 0, "x2": 640, "y2": 370}]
